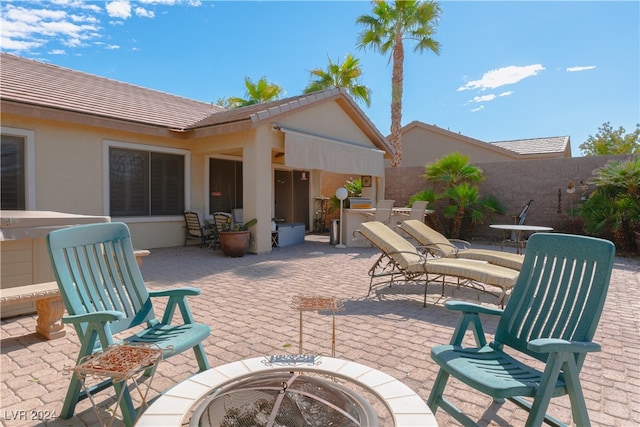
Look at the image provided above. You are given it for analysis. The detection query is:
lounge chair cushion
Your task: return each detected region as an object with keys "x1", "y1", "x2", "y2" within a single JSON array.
[
  {"x1": 423, "y1": 258, "x2": 518, "y2": 291},
  {"x1": 400, "y1": 220, "x2": 524, "y2": 270},
  {"x1": 358, "y1": 222, "x2": 519, "y2": 290},
  {"x1": 358, "y1": 219, "x2": 424, "y2": 273}
]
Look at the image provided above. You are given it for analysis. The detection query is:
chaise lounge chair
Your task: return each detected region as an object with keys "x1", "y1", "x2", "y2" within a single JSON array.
[
  {"x1": 355, "y1": 221, "x2": 520, "y2": 307},
  {"x1": 400, "y1": 219, "x2": 524, "y2": 270}
]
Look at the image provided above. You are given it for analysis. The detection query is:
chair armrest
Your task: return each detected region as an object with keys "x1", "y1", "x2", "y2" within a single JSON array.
[
  {"x1": 420, "y1": 243, "x2": 459, "y2": 257},
  {"x1": 61, "y1": 310, "x2": 124, "y2": 325},
  {"x1": 528, "y1": 338, "x2": 601, "y2": 354},
  {"x1": 149, "y1": 287, "x2": 202, "y2": 298},
  {"x1": 445, "y1": 300, "x2": 504, "y2": 317},
  {"x1": 388, "y1": 250, "x2": 428, "y2": 264},
  {"x1": 151, "y1": 288, "x2": 202, "y2": 325},
  {"x1": 449, "y1": 239, "x2": 471, "y2": 250},
  {"x1": 445, "y1": 301, "x2": 503, "y2": 347}
]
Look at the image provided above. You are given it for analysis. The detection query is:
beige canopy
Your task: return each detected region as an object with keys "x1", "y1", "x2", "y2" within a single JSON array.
[{"x1": 280, "y1": 127, "x2": 385, "y2": 177}]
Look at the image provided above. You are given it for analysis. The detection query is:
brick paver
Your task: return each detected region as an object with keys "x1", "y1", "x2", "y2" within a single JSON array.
[{"x1": 1, "y1": 235, "x2": 638, "y2": 426}]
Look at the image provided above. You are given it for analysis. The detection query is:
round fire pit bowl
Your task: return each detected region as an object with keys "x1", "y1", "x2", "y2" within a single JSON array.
[
  {"x1": 136, "y1": 356, "x2": 437, "y2": 427},
  {"x1": 189, "y1": 372, "x2": 378, "y2": 427}
]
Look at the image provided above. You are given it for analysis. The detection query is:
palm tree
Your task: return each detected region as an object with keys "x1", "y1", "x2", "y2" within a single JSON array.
[
  {"x1": 579, "y1": 157, "x2": 640, "y2": 250},
  {"x1": 357, "y1": 0, "x2": 442, "y2": 167},
  {"x1": 224, "y1": 76, "x2": 284, "y2": 109},
  {"x1": 423, "y1": 151, "x2": 483, "y2": 188},
  {"x1": 304, "y1": 53, "x2": 371, "y2": 107}
]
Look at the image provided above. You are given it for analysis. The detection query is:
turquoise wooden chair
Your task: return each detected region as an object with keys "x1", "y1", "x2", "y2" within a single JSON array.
[
  {"x1": 427, "y1": 233, "x2": 615, "y2": 427},
  {"x1": 47, "y1": 222, "x2": 211, "y2": 426}
]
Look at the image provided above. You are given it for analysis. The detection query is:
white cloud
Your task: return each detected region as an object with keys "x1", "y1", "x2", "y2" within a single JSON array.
[
  {"x1": 135, "y1": 7, "x2": 155, "y2": 18},
  {"x1": 498, "y1": 91, "x2": 513, "y2": 97},
  {"x1": 1, "y1": 0, "x2": 200, "y2": 54},
  {"x1": 458, "y1": 64, "x2": 545, "y2": 91},
  {"x1": 106, "y1": 1, "x2": 131, "y2": 19},
  {"x1": 106, "y1": 44, "x2": 120, "y2": 50},
  {"x1": 566, "y1": 65, "x2": 596, "y2": 72},
  {"x1": 472, "y1": 94, "x2": 496, "y2": 103},
  {"x1": 49, "y1": 49, "x2": 67, "y2": 55},
  {"x1": 0, "y1": 4, "x2": 100, "y2": 52},
  {"x1": 471, "y1": 105, "x2": 485, "y2": 113}
]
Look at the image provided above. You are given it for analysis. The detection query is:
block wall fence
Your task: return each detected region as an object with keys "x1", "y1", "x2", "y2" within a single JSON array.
[{"x1": 384, "y1": 154, "x2": 636, "y2": 240}]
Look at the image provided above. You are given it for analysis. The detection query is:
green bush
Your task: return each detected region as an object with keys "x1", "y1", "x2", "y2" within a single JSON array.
[{"x1": 578, "y1": 157, "x2": 640, "y2": 251}]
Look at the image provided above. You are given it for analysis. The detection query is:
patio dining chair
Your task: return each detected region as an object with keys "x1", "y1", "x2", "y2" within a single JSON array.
[
  {"x1": 408, "y1": 200, "x2": 429, "y2": 221},
  {"x1": 184, "y1": 211, "x2": 216, "y2": 248},
  {"x1": 47, "y1": 222, "x2": 211, "y2": 426},
  {"x1": 427, "y1": 233, "x2": 615, "y2": 427}
]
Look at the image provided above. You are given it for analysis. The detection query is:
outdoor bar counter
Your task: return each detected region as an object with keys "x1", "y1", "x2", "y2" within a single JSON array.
[{"x1": 0, "y1": 210, "x2": 110, "y2": 318}]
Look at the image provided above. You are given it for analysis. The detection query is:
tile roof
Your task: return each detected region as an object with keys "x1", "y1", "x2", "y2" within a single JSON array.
[
  {"x1": 189, "y1": 88, "x2": 345, "y2": 129},
  {"x1": 491, "y1": 136, "x2": 570, "y2": 155},
  {"x1": 0, "y1": 53, "x2": 222, "y2": 129},
  {"x1": 1, "y1": 53, "x2": 392, "y2": 153}
]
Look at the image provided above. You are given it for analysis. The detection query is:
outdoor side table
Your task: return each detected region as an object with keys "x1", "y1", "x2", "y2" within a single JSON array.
[
  {"x1": 72, "y1": 344, "x2": 163, "y2": 427},
  {"x1": 291, "y1": 295, "x2": 344, "y2": 357}
]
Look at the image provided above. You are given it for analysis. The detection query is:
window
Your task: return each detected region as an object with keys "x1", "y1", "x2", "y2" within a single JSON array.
[
  {"x1": 209, "y1": 158, "x2": 243, "y2": 214},
  {"x1": 109, "y1": 147, "x2": 185, "y2": 216},
  {"x1": 1, "y1": 135, "x2": 25, "y2": 210}
]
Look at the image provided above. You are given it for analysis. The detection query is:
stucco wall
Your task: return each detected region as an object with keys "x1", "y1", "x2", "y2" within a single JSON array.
[
  {"x1": 399, "y1": 124, "x2": 517, "y2": 167},
  {"x1": 385, "y1": 154, "x2": 636, "y2": 240}
]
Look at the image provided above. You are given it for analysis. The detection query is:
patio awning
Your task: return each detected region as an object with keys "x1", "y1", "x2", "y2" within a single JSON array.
[{"x1": 279, "y1": 127, "x2": 385, "y2": 177}]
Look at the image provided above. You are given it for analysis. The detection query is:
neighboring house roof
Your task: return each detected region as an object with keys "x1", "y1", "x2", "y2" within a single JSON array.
[
  {"x1": 398, "y1": 120, "x2": 571, "y2": 159},
  {"x1": 491, "y1": 136, "x2": 571, "y2": 156},
  {"x1": 0, "y1": 53, "x2": 221, "y2": 129},
  {"x1": 0, "y1": 53, "x2": 392, "y2": 155},
  {"x1": 398, "y1": 121, "x2": 520, "y2": 158}
]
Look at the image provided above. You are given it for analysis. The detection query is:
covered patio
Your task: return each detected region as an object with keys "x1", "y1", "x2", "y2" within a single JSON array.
[{"x1": 1, "y1": 236, "x2": 638, "y2": 426}]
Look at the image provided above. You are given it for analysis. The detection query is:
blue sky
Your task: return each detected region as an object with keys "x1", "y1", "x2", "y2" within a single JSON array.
[{"x1": 1, "y1": 0, "x2": 639, "y2": 157}]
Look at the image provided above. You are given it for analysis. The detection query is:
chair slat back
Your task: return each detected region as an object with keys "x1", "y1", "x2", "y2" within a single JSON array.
[
  {"x1": 213, "y1": 212, "x2": 233, "y2": 232},
  {"x1": 184, "y1": 211, "x2": 203, "y2": 237},
  {"x1": 496, "y1": 233, "x2": 615, "y2": 363},
  {"x1": 373, "y1": 200, "x2": 395, "y2": 224},
  {"x1": 409, "y1": 201, "x2": 429, "y2": 221},
  {"x1": 47, "y1": 223, "x2": 155, "y2": 337}
]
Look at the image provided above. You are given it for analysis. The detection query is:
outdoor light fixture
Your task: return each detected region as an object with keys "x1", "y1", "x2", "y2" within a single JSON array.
[
  {"x1": 300, "y1": 172, "x2": 308, "y2": 181},
  {"x1": 335, "y1": 187, "x2": 348, "y2": 248}
]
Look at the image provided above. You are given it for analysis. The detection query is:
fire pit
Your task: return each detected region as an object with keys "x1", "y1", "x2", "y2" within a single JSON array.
[
  {"x1": 190, "y1": 372, "x2": 378, "y2": 427},
  {"x1": 136, "y1": 356, "x2": 437, "y2": 427}
]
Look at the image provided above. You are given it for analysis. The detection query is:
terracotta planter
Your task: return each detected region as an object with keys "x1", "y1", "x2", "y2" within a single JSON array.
[{"x1": 219, "y1": 231, "x2": 250, "y2": 257}]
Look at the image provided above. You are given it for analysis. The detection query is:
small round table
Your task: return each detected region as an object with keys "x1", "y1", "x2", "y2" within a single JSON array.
[
  {"x1": 490, "y1": 224, "x2": 553, "y2": 254},
  {"x1": 136, "y1": 356, "x2": 437, "y2": 427}
]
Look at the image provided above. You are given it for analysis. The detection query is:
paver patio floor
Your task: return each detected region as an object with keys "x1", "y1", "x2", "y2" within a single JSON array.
[{"x1": 1, "y1": 235, "x2": 639, "y2": 426}]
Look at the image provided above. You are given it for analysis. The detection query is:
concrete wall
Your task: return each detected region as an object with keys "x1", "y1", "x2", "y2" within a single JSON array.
[{"x1": 385, "y1": 154, "x2": 636, "y2": 239}]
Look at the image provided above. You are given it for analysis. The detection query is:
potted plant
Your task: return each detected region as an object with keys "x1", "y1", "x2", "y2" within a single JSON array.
[{"x1": 219, "y1": 218, "x2": 257, "y2": 257}]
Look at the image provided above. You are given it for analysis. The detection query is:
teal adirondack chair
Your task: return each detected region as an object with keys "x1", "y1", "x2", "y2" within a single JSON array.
[
  {"x1": 47, "y1": 222, "x2": 211, "y2": 426},
  {"x1": 427, "y1": 233, "x2": 615, "y2": 427}
]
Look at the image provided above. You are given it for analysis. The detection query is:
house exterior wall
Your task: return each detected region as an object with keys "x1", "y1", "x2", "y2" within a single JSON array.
[
  {"x1": 398, "y1": 124, "x2": 517, "y2": 168},
  {"x1": 2, "y1": 99, "x2": 388, "y2": 252},
  {"x1": 2, "y1": 113, "x2": 196, "y2": 249},
  {"x1": 385, "y1": 154, "x2": 635, "y2": 240},
  {"x1": 277, "y1": 101, "x2": 377, "y2": 148}
]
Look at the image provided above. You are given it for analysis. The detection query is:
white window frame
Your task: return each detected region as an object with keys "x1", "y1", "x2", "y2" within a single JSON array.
[
  {"x1": 1, "y1": 126, "x2": 36, "y2": 210},
  {"x1": 103, "y1": 140, "x2": 190, "y2": 223}
]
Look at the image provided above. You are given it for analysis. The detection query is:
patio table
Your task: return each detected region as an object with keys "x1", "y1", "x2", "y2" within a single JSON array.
[{"x1": 490, "y1": 224, "x2": 553, "y2": 254}]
